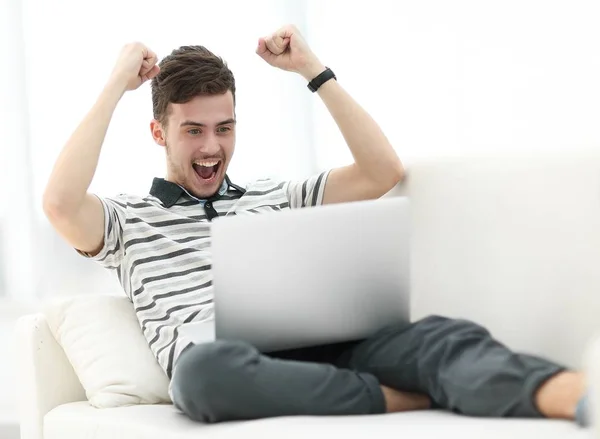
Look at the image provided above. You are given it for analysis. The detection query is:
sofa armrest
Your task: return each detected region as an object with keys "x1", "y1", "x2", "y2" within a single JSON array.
[{"x1": 16, "y1": 313, "x2": 86, "y2": 439}]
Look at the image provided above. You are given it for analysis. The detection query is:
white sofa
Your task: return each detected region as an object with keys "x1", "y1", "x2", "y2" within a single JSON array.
[{"x1": 16, "y1": 151, "x2": 600, "y2": 439}]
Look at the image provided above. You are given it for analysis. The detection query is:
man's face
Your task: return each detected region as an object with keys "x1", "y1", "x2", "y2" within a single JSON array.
[{"x1": 151, "y1": 91, "x2": 236, "y2": 199}]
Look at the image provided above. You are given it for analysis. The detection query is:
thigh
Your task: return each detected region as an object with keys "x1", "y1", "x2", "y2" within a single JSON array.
[
  {"x1": 335, "y1": 315, "x2": 477, "y2": 393},
  {"x1": 172, "y1": 339, "x2": 385, "y2": 421}
]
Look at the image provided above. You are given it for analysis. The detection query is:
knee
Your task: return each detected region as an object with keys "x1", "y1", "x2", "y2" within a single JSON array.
[
  {"x1": 175, "y1": 339, "x2": 258, "y2": 379},
  {"x1": 419, "y1": 315, "x2": 490, "y2": 339},
  {"x1": 171, "y1": 340, "x2": 258, "y2": 423}
]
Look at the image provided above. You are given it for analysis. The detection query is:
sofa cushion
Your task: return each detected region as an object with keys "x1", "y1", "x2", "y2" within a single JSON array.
[
  {"x1": 43, "y1": 295, "x2": 171, "y2": 408},
  {"x1": 390, "y1": 152, "x2": 600, "y2": 369},
  {"x1": 44, "y1": 402, "x2": 588, "y2": 439}
]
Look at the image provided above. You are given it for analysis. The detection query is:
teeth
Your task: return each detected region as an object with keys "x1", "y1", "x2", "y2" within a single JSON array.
[{"x1": 194, "y1": 160, "x2": 219, "y2": 167}]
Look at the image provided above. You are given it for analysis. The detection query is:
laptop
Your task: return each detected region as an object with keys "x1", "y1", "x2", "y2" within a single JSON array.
[{"x1": 180, "y1": 196, "x2": 411, "y2": 352}]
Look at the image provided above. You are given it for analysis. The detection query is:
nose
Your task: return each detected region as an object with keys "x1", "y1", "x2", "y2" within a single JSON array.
[{"x1": 201, "y1": 132, "x2": 220, "y2": 155}]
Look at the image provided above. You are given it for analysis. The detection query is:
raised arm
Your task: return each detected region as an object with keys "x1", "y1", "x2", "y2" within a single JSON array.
[
  {"x1": 42, "y1": 42, "x2": 159, "y2": 255},
  {"x1": 256, "y1": 25, "x2": 405, "y2": 205}
]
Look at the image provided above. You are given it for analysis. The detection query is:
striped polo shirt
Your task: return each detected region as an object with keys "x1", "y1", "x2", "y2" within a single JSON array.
[{"x1": 81, "y1": 171, "x2": 330, "y2": 378}]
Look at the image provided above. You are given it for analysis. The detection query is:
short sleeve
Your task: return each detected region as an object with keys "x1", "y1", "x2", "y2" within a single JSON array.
[
  {"x1": 76, "y1": 195, "x2": 127, "y2": 269},
  {"x1": 283, "y1": 170, "x2": 331, "y2": 209}
]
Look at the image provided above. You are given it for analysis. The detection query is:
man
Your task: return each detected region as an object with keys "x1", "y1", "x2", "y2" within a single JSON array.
[{"x1": 43, "y1": 25, "x2": 589, "y2": 425}]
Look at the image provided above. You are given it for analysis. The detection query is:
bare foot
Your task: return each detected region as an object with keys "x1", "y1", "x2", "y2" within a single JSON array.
[
  {"x1": 534, "y1": 371, "x2": 586, "y2": 419},
  {"x1": 381, "y1": 385, "x2": 432, "y2": 413}
]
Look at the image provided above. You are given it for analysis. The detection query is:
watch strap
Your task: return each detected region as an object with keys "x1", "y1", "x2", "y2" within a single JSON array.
[{"x1": 307, "y1": 67, "x2": 336, "y2": 92}]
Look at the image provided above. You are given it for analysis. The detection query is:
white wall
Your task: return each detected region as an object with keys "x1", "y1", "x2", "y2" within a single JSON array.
[
  {"x1": 0, "y1": 0, "x2": 37, "y2": 299},
  {"x1": 308, "y1": 0, "x2": 600, "y2": 169}
]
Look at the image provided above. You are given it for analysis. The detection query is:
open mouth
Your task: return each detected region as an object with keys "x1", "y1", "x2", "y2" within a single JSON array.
[{"x1": 192, "y1": 160, "x2": 221, "y2": 183}]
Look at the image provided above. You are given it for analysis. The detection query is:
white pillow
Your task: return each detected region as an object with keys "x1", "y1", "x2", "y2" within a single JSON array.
[{"x1": 44, "y1": 294, "x2": 172, "y2": 408}]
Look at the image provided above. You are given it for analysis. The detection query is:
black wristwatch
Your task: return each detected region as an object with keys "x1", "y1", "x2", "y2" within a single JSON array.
[{"x1": 307, "y1": 67, "x2": 336, "y2": 92}]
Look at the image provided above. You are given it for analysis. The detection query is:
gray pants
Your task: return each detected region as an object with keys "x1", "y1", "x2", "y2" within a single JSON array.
[{"x1": 171, "y1": 315, "x2": 565, "y2": 423}]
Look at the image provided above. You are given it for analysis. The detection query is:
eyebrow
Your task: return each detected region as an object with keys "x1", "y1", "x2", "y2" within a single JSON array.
[{"x1": 180, "y1": 118, "x2": 236, "y2": 128}]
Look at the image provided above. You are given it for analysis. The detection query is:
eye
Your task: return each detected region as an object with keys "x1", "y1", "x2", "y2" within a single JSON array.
[
  {"x1": 188, "y1": 129, "x2": 201, "y2": 135},
  {"x1": 217, "y1": 126, "x2": 231, "y2": 133}
]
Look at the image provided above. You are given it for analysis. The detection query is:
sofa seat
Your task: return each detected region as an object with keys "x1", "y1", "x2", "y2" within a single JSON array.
[{"x1": 44, "y1": 402, "x2": 588, "y2": 439}]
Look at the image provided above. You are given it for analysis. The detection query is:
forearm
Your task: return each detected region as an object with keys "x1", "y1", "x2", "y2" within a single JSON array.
[
  {"x1": 43, "y1": 79, "x2": 125, "y2": 215},
  {"x1": 302, "y1": 66, "x2": 404, "y2": 186}
]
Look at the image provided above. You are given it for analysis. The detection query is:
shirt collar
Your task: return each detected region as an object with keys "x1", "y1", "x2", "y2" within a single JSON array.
[{"x1": 149, "y1": 175, "x2": 245, "y2": 208}]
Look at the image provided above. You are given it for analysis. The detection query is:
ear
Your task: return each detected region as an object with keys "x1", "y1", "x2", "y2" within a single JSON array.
[{"x1": 150, "y1": 119, "x2": 167, "y2": 147}]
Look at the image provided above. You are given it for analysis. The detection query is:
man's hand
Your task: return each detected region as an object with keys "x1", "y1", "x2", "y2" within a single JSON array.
[
  {"x1": 256, "y1": 25, "x2": 325, "y2": 80},
  {"x1": 108, "y1": 42, "x2": 160, "y2": 93}
]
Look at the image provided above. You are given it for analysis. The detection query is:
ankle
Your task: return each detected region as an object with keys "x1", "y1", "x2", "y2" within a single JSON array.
[
  {"x1": 381, "y1": 385, "x2": 431, "y2": 413},
  {"x1": 534, "y1": 371, "x2": 586, "y2": 419}
]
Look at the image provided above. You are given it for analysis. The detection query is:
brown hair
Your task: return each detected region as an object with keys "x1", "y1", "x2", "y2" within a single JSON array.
[{"x1": 151, "y1": 45, "x2": 236, "y2": 126}]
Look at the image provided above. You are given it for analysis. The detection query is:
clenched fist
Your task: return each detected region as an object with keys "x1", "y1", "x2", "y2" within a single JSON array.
[
  {"x1": 109, "y1": 42, "x2": 160, "y2": 93},
  {"x1": 256, "y1": 25, "x2": 325, "y2": 80}
]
